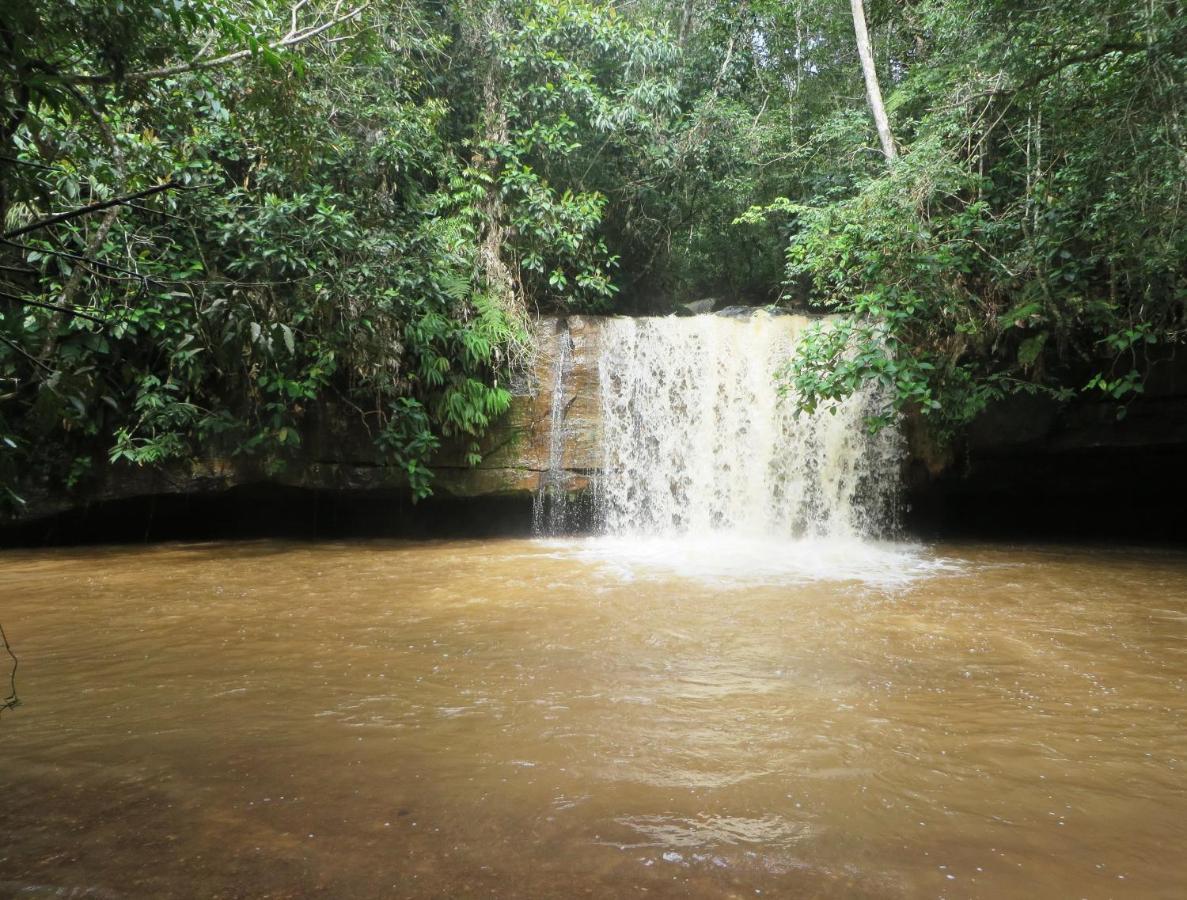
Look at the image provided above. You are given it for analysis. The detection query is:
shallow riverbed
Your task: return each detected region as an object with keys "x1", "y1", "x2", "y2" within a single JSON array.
[{"x1": 2, "y1": 538, "x2": 1185, "y2": 898}]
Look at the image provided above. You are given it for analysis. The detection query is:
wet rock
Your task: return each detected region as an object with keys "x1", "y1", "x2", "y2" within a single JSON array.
[
  {"x1": 714, "y1": 304, "x2": 802, "y2": 318},
  {"x1": 713, "y1": 304, "x2": 757, "y2": 318},
  {"x1": 678, "y1": 298, "x2": 717, "y2": 315}
]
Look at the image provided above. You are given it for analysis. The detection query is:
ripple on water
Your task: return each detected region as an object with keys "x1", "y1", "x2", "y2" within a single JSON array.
[{"x1": 610, "y1": 812, "x2": 814, "y2": 850}]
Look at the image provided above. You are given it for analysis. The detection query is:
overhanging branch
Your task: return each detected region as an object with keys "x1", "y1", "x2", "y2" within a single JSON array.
[
  {"x1": 0, "y1": 290, "x2": 107, "y2": 324},
  {"x1": 66, "y1": 2, "x2": 370, "y2": 86},
  {"x1": 2, "y1": 182, "x2": 182, "y2": 240},
  {"x1": 0, "y1": 623, "x2": 18, "y2": 716}
]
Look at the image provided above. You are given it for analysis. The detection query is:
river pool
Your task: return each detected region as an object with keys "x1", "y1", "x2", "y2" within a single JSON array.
[{"x1": 2, "y1": 538, "x2": 1185, "y2": 897}]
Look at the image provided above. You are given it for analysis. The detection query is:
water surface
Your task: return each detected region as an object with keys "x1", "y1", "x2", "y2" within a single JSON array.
[{"x1": 2, "y1": 538, "x2": 1185, "y2": 897}]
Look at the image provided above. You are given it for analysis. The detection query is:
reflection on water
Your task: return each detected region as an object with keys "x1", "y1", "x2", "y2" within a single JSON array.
[{"x1": 2, "y1": 538, "x2": 1186, "y2": 897}]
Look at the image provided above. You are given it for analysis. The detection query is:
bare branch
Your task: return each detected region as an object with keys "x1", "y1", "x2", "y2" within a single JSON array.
[
  {"x1": 125, "y1": 200, "x2": 186, "y2": 221},
  {"x1": 851, "y1": 0, "x2": 897, "y2": 162},
  {"x1": 0, "y1": 334, "x2": 53, "y2": 375},
  {"x1": 3, "y1": 238, "x2": 155, "y2": 282},
  {"x1": 292, "y1": 0, "x2": 310, "y2": 35},
  {"x1": 0, "y1": 154, "x2": 61, "y2": 172},
  {"x1": 0, "y1": 624, "x2": 16, "y2": 717}
]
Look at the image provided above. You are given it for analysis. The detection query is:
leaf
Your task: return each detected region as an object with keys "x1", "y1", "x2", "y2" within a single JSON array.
[
  {"x1": 999, "y1": 302, "x2": 1043, "y2": 327},
  {"x1": 1017, "y1": 333, "x2": 1047, "y2": 367}
]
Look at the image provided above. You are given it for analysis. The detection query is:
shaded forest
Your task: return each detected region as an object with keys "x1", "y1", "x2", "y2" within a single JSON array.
[{"x1": 1, "y1": 0, "x2": 1183, "y2": 506}]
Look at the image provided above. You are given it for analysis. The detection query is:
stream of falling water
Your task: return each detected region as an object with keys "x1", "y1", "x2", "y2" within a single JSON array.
[
  {"x1": 595, "y1": 313, "x2": 901, "y2": 539},
  {"x1": 531, "y1": 325, "x2": 574, "y2": 535},
  {"x1": 531, "y1": 311, "x2": 902, "y2": 550},
  {"x1": 531, "y1": 312, "x2": 911, "y2": 581}
]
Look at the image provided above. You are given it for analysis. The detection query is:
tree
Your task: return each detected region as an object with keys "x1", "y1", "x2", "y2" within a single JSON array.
[
  {"x1": 849, "y1": 0, "x2": 895, "y2": 162},
  {"x1": 775, "y1": 0, "x2": 1186, "y2": 438},
  {"x1": 2, "y1": 0, "x2": 1185, "y2": 511},
  {"x1": 0, "y1": 1, "x2": 524, "y2": 505}
]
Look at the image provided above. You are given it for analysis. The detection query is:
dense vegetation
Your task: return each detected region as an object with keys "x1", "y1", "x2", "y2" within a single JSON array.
[{"x1": 1, "y1": 0, "x2": 1183, "y2": 508}]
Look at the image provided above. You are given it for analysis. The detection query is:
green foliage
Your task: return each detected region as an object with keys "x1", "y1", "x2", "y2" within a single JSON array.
[
  {"x1": 2, "y1": 0, "x2": 1185, "y2": 510},
  {"x1": 451, "y1": 0, "x2": 681, "y2": 311},
  {"x1": 762, "y1": 0, "x2": 1186, "y2": 435},
  {"x1": 0, "y1": 0, "x2": 526, "y2": 505}
]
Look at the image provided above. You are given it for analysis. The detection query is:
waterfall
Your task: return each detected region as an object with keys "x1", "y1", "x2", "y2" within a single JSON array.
[
  {"x1": 595, "y1": 312, "x2": 902, "y2": 540},
  {"x1": 531, "y1": 322, "x2": 576, "y2": 535}
]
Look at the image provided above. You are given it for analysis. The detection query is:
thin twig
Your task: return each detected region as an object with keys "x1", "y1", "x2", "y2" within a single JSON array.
[
  {"x1": 0, "y1": 153, "x2": 61, "y2": 172},
  {"x1": 0, "y1": 623, "x2": 18, "y2": 715},
  {"x1": 125, "y1": 200, "x2": 186, "y2": 221},
  {"x1": 0, "y1": 334, "x2": 53, "y2": 373},
  {"x1": 2, "y1": 238, "x2": 153, "y2": 282}
]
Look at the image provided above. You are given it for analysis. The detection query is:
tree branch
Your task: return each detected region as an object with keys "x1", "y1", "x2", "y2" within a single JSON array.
[
  {"x1": 0, "y1": 153, "x2": 61, "y2": 172},
  {"x1": 851, "y1": 0, "x2": 897, "y2": 162},
  {"x1": 1014, "y1": 42, "x2": 1152, "y2": 93},
  {"x1": 2, "y1": 238, "x2": 153, "y2": 282},
  {"x1": 0, "y1": 623, "x2": 18, "y2": 716},
  {"x1": 0, "y1": 334, "x2": 53, "y2": 374},
  {"x1": 0, "y1": 290, "x2": 107, "y2": 324},
  {"x1": 66, "y1": 2, "x2": 369, "y2": 85},
  {"x1": 3, "y1": 182, "x2": 182, "y2": 240}
]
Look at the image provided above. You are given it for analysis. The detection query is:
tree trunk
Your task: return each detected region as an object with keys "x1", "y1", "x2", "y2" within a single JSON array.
[
  {"x1": 676, "y1": 0, "x2": 696, "y2": 49},
  {"x1": 461, "y1": 2, "x2": 522, "y2": 323},
  {"x1": 850, "y1": 0, "x2": 896, "y2": 162}
]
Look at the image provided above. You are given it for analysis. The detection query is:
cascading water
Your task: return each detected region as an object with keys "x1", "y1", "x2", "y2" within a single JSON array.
[
  {"x1": 532, "y1": 310, "x2": 920, "y2": 583},
  {"x1": 595, "y1": 312, "x2": 902, "y2": 541},
  {"x1": 531, "y1": 324, "x2": 575, "y2": 535}
]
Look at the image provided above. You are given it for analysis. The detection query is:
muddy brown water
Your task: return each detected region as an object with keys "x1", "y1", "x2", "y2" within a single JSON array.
[{"x1": 1, "y1": 538, "x2": 1185, "y2": 898}]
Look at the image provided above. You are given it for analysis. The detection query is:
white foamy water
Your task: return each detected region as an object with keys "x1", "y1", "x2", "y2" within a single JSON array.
[
  {"x1": 543, "y1": 535, "x2": 952, "y2": 589},
  {"x1": 595, "y1": 312, "x2": 902, "y2": 540}
]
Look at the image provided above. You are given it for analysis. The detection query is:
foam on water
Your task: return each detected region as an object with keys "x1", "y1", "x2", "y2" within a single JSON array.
[{"x1": 541, "y1": 535, "x2": 949, "y2": 589}]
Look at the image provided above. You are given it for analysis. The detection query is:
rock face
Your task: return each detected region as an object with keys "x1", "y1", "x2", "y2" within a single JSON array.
[
  {"x1": 433, "y1": 315, "x2": 603, "y2": 498},
  {"x1": 1, "y1": 316, "x2": 604, "y2": 535},
  {"x1": 678, "y1": 298, "x2": 716, "y2": 315},
  {"x1": 904, "y1": 355, "x2": 1187, "y2": 539},
  {"x1": 5, "y1": 312, "x2": 1187, "y2": 541}
]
